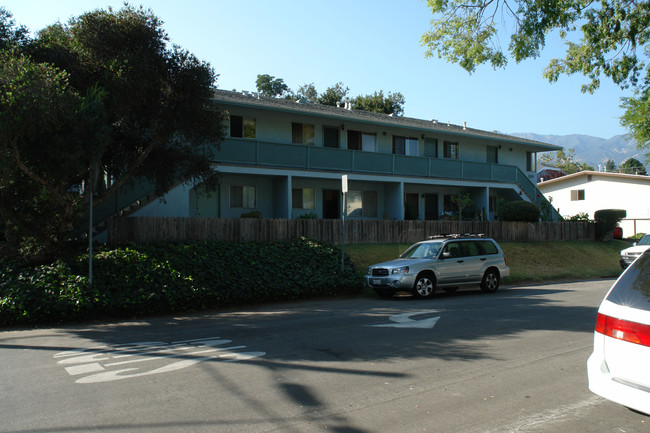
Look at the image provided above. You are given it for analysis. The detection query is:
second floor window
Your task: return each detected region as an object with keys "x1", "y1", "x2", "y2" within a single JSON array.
[
  {"x1": 292, "y1": 122, "x2": 315, "y2": 145},
  {"x1": 526, "y1": 151, "x2": 534, "y2": 171},
  {"x1": 230, "y1": 115, "x2": 256, "y2": 139},
  {"x1": 348, "y1": 130, "x2": 377, "y2": 152},
  {"x1": 230, "y1": 185, "x2": 256, "y2": 208},
  {"x1": 323, "y1": 126, "x2": 340, "y2": 148},
  {"x1": 443, "y1": 141, "x2": 459, "y2": 159},
  {"x1": 393, "y1": 136, "x2": 418, "y2": 156},
  {"x1": 487, "y1": 146, "x2": 498, "y2": 163}
]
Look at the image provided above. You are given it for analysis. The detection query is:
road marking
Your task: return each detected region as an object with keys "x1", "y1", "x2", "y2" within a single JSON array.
[
  {"x1": 369, "y1": 311, "x2": 441, "y2": 329},
  {"x1": 54, "y1": 337, "x2": 265, "y2": 384}
]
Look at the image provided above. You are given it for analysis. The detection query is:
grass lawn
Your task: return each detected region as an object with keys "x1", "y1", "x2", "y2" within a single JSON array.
[{"x1": 345, "y1": 240, "x2": 629, "y2": 285}]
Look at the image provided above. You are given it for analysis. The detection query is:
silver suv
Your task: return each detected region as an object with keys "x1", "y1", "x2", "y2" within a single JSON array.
[{"x1": 364, "y1": 234, "x2": 509, "y2": 299}]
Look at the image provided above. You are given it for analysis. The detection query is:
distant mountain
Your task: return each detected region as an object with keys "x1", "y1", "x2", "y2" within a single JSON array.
[{"x1": 509, "y1": 133, "x2": 647, "y2": 170}]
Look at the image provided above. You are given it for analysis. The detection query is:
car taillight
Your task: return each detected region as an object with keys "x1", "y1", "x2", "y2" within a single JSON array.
[{"x1": 595, "y1": 313, "x2": 650, "y2": 347}]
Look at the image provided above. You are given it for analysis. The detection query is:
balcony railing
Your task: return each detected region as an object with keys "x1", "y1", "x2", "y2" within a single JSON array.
[
  {"x1": 213, "y1": 139, "x2": 561, "y2": 220},
  {"x1": 93, "y1": 139, "x2": 560, "y2": 227}
]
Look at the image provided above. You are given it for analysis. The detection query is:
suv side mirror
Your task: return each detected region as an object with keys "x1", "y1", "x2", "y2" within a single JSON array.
[{"x1": 442, "y1": 251, "x2": 452, "y2": 259}]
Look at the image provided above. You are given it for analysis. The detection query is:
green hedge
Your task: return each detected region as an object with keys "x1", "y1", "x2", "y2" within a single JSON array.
[
  {"x1": 594, "y1": 209, "x2": 627, "y2": 241},
  {"x1": 0, "y1": 238, "x2": 360, "y2": 327},
  {"x1": 499, "y1": 201, "x2": 541, "y2": 222}
]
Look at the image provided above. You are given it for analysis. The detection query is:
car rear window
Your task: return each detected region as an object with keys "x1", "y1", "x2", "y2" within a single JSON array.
[
  {"x1": 606, "y1": 252, "x2": 650, "y2": 311},
  {"x1": 478, "y1": 240, "x2": 498, "y2": 255}
]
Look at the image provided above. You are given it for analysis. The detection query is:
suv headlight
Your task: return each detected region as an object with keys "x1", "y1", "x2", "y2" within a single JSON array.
[
  {"x1": 391, "y1": 266, "x2": 409, "y2": 274},
  {"x1": 367, "y1": 267, "x2": 372, "y2": 275}
]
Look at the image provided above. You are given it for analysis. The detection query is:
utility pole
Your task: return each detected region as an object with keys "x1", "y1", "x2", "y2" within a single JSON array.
[
  {"x1": 341, "y1": 175, "x2": 348, "y2": 272},
  {"x1": 88, "y1": 168, "x2": 93, "y2": 286}
]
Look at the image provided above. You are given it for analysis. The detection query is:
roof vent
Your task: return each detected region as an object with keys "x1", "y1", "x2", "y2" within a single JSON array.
[{"x1": 463, "y1": 121, "x2": 467, "y2": 130}]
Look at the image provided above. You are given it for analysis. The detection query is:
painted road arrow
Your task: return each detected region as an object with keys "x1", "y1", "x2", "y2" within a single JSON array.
[{"x1": 369, "y1": 311, "x2": 440, "y2": 329}]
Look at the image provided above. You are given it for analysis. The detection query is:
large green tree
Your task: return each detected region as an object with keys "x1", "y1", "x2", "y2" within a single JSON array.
[
  {"x1": 318, "y1": 82, "x2": 349, "y2": 107},
  {"x1": 1, "y1": 6, "x2": 224, "y2": 259},
  {"x1": 0, "y1": 50, "x2": 110, "y2": 255},
  {"x1": 255, "y1": 74, "x2": 289, "y2": 98},
  {"x1": 619, "y1": 157, "x2": 648, "y2": 175},
  {"x1": 538, "y1": 148, "x2": 594, "y2": 174},
  {"x1": 421, "y1": 1, "x2": 650, "y2": 157},
  {"x1": 352, "y1": 90, "x2": 405, "y2": 115}
]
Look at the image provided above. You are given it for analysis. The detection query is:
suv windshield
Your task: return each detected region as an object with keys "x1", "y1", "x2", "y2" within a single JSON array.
[{"x1": 400, "y1": 242, "x2": 442, "y2": 259}]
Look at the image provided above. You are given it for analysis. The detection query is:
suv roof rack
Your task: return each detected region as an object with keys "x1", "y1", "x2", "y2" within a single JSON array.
[{"x1": 428, "y1": 233, "x2": 485, "y2": 240}]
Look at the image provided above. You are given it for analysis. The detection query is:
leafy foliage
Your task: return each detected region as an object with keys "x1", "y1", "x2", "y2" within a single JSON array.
[
  {"x1": 0, "y1": 238, "x2": 361, "y2": 326},
  {"x1": 421, "y1": 0, "x2": 650, "y2": 162},
  {"x1": 255, "y1": 74, "x2": 289, "y2": 98},
  {"x1": 352, "y1": 90, "x2": 405, "y2": 116},
  {"x1": 594, "y1": 209, "x2": 627, "y2": 241},
  {"x1": 567, "y1": 212, "x2": 590, "y2": 221},
  {"x1": 618, "y1": 157, "x2": 647, "y2": 175},
  {"x1": 318, "y1": 82, "x2": 349, "y2": 106},
  {"x1": 255, "y1": 76, "x2": 404, "y2": 115},
  {"x1": 0, "y1": 6, "x2": 225, "y2": 261},
  {"x1": 499, "y1": 201, "x2": 541, "y2": 222},
  {"x1": 538, "y1": 148, "x2": 594, "y2": 174}
]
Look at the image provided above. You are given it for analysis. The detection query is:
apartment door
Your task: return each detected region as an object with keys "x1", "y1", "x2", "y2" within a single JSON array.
[
  {"x1": 323, "y1": 189, "x2": 340, "y2": 219},
  {"x1": 405, "y1": 193, "x2": 419, "y2": 220},
  {"x1": 424, "y1": 193, "x2": 439, "y2": 220}
]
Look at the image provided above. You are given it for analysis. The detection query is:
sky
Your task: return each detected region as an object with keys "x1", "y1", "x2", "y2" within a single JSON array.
[{"x1": 3, "y1": 0, "x2": 633, "y2": 139}]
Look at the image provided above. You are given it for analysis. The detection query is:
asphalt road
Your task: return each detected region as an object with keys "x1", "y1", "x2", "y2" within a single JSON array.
[{"x1": 2, "y1": 279, "x2": 649, "y2": 433}]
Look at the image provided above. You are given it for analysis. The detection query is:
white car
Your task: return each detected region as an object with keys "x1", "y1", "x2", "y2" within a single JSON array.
[
  {"x1": 588, "y1": 249, "x2": 650, "y2": 415},
  {"x1": 620, "y1": 234, "x2": 650, "y2": 269}
]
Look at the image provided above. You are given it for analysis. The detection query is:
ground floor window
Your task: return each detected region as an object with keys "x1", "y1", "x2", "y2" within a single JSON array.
[
  {"x1": 347, "y1": 190, "x2": 377, "y2": 217},
  {"x1": 570, "y1": 189, "x2": 585, "y2": 201},
  {"x1": 292, "y1": 188, "x2": 315, "y2": 209},
  {"x1": 230, "y1": 185, "x2": 256, "y2": 208}
]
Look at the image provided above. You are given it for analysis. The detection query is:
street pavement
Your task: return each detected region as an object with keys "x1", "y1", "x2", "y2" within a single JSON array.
[{"x1": 1, "y1": 279, "x2": 649, "y2": 432}]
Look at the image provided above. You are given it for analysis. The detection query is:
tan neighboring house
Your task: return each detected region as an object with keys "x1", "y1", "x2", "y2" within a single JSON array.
[{"x1": 537, "y1": 171, "x2": 650, "y2": 237}]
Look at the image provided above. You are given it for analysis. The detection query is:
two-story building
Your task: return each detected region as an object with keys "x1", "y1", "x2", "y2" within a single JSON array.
[{"x1": 104, "y1": 89, "x2": 562, "y2": 224}]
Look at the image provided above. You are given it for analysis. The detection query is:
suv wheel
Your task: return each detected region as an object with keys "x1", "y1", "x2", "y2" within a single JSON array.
[
  {"x1": 480, "y1": 269, "x2": 500, "y2": 293},
  {"x1": 413, "y1": 273, "x2": 436, "y2": 299}
]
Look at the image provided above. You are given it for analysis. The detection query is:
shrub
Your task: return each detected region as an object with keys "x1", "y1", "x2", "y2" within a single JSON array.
[
  {"x1": 566, "y1": 212, "x2": 589, "y2": 221},
  {"x1": 0, "y1": 238, "x2": 361, "y2": 327},
  {"x1": 594, "y1": 209, "x2": 626, "y2": 241},
  {"x1": 240, "y1": 210, "x2": 262, "y2": 218},
  {"x1": 499, "y1": 201, "x2": 541, "y2": 222}
]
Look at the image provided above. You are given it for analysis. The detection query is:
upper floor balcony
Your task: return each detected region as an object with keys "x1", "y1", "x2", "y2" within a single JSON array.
[{"x1": 212, "y1": 138, "x2": 541, "y2": 202}]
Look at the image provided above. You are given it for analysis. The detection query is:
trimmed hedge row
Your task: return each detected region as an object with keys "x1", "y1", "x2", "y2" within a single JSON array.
[{"x1": 0, "y1": 238, "x2": 361, "y2": 327}]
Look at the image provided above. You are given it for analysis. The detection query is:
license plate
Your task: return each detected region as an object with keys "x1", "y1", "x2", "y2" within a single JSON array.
[{"x1": 372, "y1": 279, "x2": 382, "y2": 285}]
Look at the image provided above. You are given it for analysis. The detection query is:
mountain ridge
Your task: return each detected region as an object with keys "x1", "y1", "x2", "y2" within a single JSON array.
[{"x1": 509, "y1": 132, "x2": 647, "y2": 170}]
